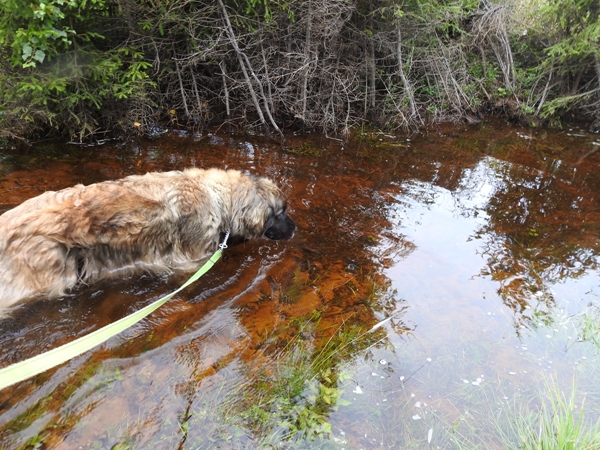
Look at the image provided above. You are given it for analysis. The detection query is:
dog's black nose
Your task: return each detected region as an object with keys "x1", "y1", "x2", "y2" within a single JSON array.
[{"x1": 264, "y1": 215, "x2": 296, "y2": 240}]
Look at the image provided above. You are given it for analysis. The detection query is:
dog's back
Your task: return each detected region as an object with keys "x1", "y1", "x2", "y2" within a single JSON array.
[{"x1": 0, "y1": 170, "x2": 211, "y2": 309}]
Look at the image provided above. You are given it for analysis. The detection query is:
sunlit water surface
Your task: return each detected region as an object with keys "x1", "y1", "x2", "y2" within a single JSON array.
[{"x1": 1, "y1": 121, "x2": 600, "y2": 449}]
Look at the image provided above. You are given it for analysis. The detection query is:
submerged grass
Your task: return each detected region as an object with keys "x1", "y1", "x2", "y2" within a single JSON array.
[
  {"x1": 8, "y1": 278, "x2": 600, "y2": 448},
  {"x1": 115, "y1": 311, "x2": 383, "y2": 449},
  {"x1": 218, "y1": 314, "x2": 379, "y2": 447},
  {"x1": 444, "y1": 373, "x2": 600, "y2": 450},
  {"x1": 167, "y1": 302, "x2": 600, "y2": 449},
  {"x1": 497, "y1": 378, "x2": 600, "y2": 450},
  {"x1": 43, "y1": 320, "x2": 600, "y2": 449},
  {"x1": 576, "y1": 306, "x2": 600, "y2": 351}
]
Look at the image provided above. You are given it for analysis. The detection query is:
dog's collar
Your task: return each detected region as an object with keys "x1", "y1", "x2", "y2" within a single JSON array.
[{"x1": 219, "y1": 231, "x2": 230, "y2": 250}]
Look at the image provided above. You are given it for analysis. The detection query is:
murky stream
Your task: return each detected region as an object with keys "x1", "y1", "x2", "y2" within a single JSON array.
[{"x1": 1, "y1": 120, "x2": 600, "y2": 448}]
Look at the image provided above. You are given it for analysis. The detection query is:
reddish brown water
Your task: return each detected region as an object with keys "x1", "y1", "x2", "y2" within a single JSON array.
[{"x1": 0, "y1": 121, "x2": 600, "y2": 448}]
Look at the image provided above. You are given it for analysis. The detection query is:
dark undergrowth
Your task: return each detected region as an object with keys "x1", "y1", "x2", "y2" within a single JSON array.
[{"x1": 1, "y1": 0, "x2": 599, "y2": 143}]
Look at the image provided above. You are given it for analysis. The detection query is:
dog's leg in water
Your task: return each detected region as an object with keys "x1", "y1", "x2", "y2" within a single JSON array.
[{"x1": 0, "y1": 237, "x2": 78, "y2": 308}]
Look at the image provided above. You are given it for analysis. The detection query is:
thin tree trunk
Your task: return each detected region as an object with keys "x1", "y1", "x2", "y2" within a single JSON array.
[
  {"x1": 397, "y1": 27, "x2": 417, "y2": 118},
  {"x1": 595, "y1": 55, "x2": 600, "y2": 90},
  {"x1": 261, "y1": 43, "x2": 274, "y2": 112},
  {"x1": 301, "y1": 0, "x2": 313, "y2": 122},
  {"x1": 240, "y1": 50, "x2": 285, "y2": 139},
  {"x1": 571, "y1": 69, "x2": 583, "y2": 95},
  {"x1": 217, "y1": 0, "x2": 265, "y2": 125},
  {"x1": 175, "y1": 60, "x2": 190, "y2": 117},
  {"x1": 190, "y1": 68, "x2": 203, "y2": 122},
  {"x1": 220, "y1": 62, "x2": 230, "y2": 119},
  {"x1": 369, "y1": 38, "x2": 376, "y2": 110},
  {"x1": 536, "y1": 68, "x2": 554, "y2": 115}
]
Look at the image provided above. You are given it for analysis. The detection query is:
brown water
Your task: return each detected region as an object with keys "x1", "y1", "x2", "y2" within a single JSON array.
[{"x1": 0, "y1": 121, "x2": 600, "y2": 448}]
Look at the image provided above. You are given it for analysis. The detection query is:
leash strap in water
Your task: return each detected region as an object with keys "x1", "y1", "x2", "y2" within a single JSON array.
[{"x1": 0, "y1": 232, "x2": 230, "y2": 391}]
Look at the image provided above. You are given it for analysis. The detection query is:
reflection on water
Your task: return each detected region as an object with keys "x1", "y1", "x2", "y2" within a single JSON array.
[{"x1": 1, "y1": 121, "x2": 600, "y2": 448}]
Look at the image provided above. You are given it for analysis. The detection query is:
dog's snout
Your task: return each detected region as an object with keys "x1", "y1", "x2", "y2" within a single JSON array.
[{"x1": 264, "y1": 213, "x2": 296, "y2": 241}]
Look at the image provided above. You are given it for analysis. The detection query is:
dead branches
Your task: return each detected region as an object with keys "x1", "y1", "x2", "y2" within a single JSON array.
[
  {"x1": 4, "y1": 0, "x2": 600, "y2": 141},
  {"x1": 217, "y1": 0, "x2": 283, "y2": 139},
  {"x1": 472, "y1": 2, "x2": 517, "y2": 91}
]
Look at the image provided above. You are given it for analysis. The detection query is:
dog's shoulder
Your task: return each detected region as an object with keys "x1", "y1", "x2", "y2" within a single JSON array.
[{"x1": 183, "y1": 167, "x2": 243, "y2": 184}]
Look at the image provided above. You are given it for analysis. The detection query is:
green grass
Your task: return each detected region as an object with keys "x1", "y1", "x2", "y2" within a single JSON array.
[
  {"x1": 576, "y1": 306, "x2": 600, "y2": 351},
  {"x1": 9, "y1": 279, "x2": 600, "y2": 449},
  {"x1": 497, "y1": 378, "x2": 600, "y2": 450},
  {"x1": 217, "y1": 317, "x2": 373, "y2": 447}
]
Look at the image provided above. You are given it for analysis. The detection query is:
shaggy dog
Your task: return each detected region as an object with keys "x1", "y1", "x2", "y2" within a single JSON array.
[{"x1": 0, "y1": 168, "x2": 296, "y2": 309}]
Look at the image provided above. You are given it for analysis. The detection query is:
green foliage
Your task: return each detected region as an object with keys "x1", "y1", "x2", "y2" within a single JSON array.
[
  {"x1": 469, "y1": 61, "x2": 500, "y2": 88},
  {"x1": 231, "y1": 0, "x2": 295, "y2": 23},
  {"x1": 542, "y1": 0, "x2": 600, "y2": 72},
  {"x1": 0, "y1": 0, "x2": 110, "y2": 68},
  {"x1": 522, "y1": 0, "x2": 600, "y2": 120},
  {"x1": 0, "y1": 0, "x2": 155, "y2": 140},
  {"x1": 2, "y1": 47, "x2": 154, "y2": 140},
  {"x1": 540, "y1": 90, "x2": 594, "y2": 118}
]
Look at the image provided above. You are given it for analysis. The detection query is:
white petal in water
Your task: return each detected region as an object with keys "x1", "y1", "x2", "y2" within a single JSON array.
[
  {"x1": 400, "y1": 376, "x2": 405, "y2": 381},
  {"x1": 415, "y1": 401, "x2": 422, "y2": 408},
  {"x1": 509, "y1": 371, "x2": 516, "y2": 375},
  {"x1": 353, "y1": 386, "x2": 363, "y2": 394},
  {"x1": 371, "y1": 372, "x2": 378, "y2": 377},
  {"x1": 426, "y1": 358, "x2": 432, "y2": 362},
  {"x1": 427, "y1": 428, "x2": 433, "y2": 444},
  {"x1": 463, "y1": 379, "x2": 469, "y2": 383},
  {"x1": 379, "y1": 359, "x2": 387, "y2": 365},
  {"x1": 412, "y1": 414, "x2": 422, "y2": 420}
]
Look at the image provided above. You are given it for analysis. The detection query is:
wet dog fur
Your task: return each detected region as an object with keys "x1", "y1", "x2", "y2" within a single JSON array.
[{"x1": 0, "y1": 168, "x2": 296, "y2": 310}]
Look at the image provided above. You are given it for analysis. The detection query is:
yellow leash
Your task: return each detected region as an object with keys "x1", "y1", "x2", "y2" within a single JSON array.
[{"x1": 0, "y1": 233, "x2": 229, "y2": 391}]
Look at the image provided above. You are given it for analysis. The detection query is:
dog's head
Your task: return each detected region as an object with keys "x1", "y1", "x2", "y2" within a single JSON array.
[
  {"x1": 263, "y1": 203, "x2": 296, "y2": 241},
  {"x1": 228, "y1": 172, "x2": 296, "y2": 242}
]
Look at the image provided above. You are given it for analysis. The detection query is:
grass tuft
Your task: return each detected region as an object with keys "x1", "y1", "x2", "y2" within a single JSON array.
[{"x1": 496, "y1": 377, "x2": 600, "y2": 450}]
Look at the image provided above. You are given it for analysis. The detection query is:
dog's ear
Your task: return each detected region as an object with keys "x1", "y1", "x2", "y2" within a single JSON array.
[
  {"x1": 228, "y1": 177, "x2": 274, "y2": 239},
  {"x1": 262, "y1": 206, "x2": 276, "y2": 232}
]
